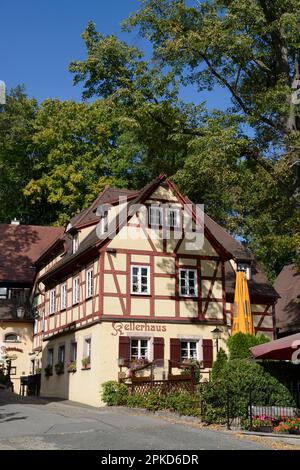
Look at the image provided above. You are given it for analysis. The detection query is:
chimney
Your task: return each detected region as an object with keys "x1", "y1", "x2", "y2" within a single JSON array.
[{"x1": 11, "y1": 218, "x2": 20, "y2": 225}]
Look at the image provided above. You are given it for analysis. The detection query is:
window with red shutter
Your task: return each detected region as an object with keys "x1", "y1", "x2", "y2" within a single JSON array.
[
  {"x1": 153, "y1": 337, "x2": 164, "y2": 365},
  {"x1": 118, "y1": 336, "x2": 130, "y2": 367},
  {"x1": 170, "y1": 338, "x2": 181, "y2": 365},
  {"x1": 202, "y1": 339, "x2": 213, "y2": 368}
]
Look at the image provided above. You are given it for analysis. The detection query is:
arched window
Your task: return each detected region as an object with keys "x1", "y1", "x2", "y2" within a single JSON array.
[{"x1": 4, "y1": 333, "x2": 19, "y2": 342}]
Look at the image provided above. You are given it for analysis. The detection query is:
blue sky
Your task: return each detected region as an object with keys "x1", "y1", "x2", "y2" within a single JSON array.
[{"x1": 0, "y1": 0, "x2": 231, "y2": 109}]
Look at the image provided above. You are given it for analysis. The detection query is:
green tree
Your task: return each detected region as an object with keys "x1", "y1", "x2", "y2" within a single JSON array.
[
  {"x1": 123, "y1": 0, "x2": 300, "y2": 276},
  {"x1": 211, "y1": 348, "x2": 228, "y2": 381},
  {"x1": 0, "y1": 86, "x2": 39, "y2": 223}
]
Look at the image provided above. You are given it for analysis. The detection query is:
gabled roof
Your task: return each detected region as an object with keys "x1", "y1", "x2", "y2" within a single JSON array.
[
  {"x1": 37, "y1": 175, "x2": 277, "y2": 301},
  {"x1": 0, "y1": 224, "x2": 64, "y2": 283},
  {"x1": 274, "y1": 264, "x2": 300, "y2": 335},
  {"x1": 69, "y1": 187, "x2": 138, "y2": 229}
]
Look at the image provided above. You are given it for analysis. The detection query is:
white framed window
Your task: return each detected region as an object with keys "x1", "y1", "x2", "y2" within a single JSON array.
[
  {"x1": 60, "y1": 283, "x2": 67, "y2": 310},
  {"x1": 86, "y1": 268, "x2": 93, "y2": 298},
  {"x1": 0, "y1": 287, "x2": 7, "y2": 299},
  {"x1": 181, "y1": 340, "x2": 199, "y2": 361},
  {"x1": 83, "y1": 337, "x2": 92, "y2": 365},
  {"x1": 179, "y1": 269, "x2": 198, "y2": 297},
  {"x1": 130, "y1": 338, "x2": 149, "y2": 360},
  {"x1": 237, "y1": 262, "x2": 251, "y2": 280},
  {"x1": 72, "y1": 233, "x2": 79, "y2": 254},
  {"x1": 149, "y1": 206, "x2": 162, "y2": 227},
  {"x1": 4, "y1": 333, "x2": 19, "y2": 342},
  {"x1": 49, "y1": 288, "x2": 56, "y2": 315},
  {"x1": 131, "y1": 266, "x2": 150, "y2": 295},
  {"x1": 166, "y1": 208, "x2": 181, "y2": 228},
  {"x1": 99, "y1": 211, "x2": 108, "y2": 235},
  {"x1": 73, "y1": 276, "x2": 80, "y2": 304}
]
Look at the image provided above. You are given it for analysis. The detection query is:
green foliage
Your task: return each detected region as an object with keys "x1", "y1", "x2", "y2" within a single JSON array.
[
  {"x1": 101, "y1": 381, "x2": 129, "y2": 406},
  {"x1": 164, "y1": 391, "x2": 200, "y2": 416},
  {"x1": 227, "y1": 333, "x2": 270, "y2": 360},
  {"x1": 1, "y1": 2, "x2": 300, "y2": 278},
  {"x1": 201, "y1": 359, "x2": 295, "y2": 424},
  {"x1": 211, "y1": 348, "x2": 228, "y2": 381}
]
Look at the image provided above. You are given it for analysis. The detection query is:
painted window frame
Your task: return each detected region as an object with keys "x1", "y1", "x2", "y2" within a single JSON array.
[
  {"x1": 179, "y1": 268, "x2": 198, "y2": 297},
  {"x1": 237, "y1": 262, "x2": 252, "y2": 280},
  {"x1": 72, "y1": 233, "x2": 79, "y2": 254},
  {"x1": 180, "y1": 340, "x2": 199, "y2": 361},
  {"x1": 99, "y1": 211, "x2": 109, "y2": 235},
  {"x1": 49, "y1": 288, "x2": 56, "y2": 315},
  {"x1": 131, "y1": 265, "x2": 150, "y2": 295},
  {"x1": 130, "y1": 338, "x2": 150, "y2": 360},
  {"x1": 148, "y1": 206, "x2": 163, "y2": 227},
  {"x1": 86, "y1": 268, "x2": 93, "y2": 299},
  {"x1": 83, "y1": 337, "x2": 92, "y2": 366},
  {"x1": 4, "y1": 333, "x2": 19, "y2": 343},
  {"x1": 47, "y1": 348, "x2": 54, "y2": 367},
  {"x1": 70, "y1": 341, "x2": 77, "y2": 363},
  {"x1": 58, "y1": 344, "x2": 65, "y2": 364},
  {"x1": 73, "y1": 276, "x2": 80, "y2": 305},
  {"x1": 165, "y1": 207, "x2": 181, "y2": 228},
  {"x1": 60, "y1": 283, "x2": 67, "y2": 310},
  {"x1": 0, "y1": 287, "x2": 7, "y2": 299}
]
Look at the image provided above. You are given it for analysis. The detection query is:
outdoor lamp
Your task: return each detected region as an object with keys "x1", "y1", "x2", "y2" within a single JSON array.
[
  {"x1": 16, "y1": 307, "x2": 25, "y2": 319},
  {"x1": 211, "y1": 327, "x2": 222, "y2": 353}
]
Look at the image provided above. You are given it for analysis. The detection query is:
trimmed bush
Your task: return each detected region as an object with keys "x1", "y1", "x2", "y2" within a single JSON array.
[
  {"x1": 165, "y1": 390, "x2": 200, "y2": 416},
  {"x1": 227, "y1": 332, "x2": 270, "y2": 360},
  {"x1": 211, "y1": 348, "x2": 228, "y2": 381},
  {"x1": 101, "y1": 381, "x2": 129, "y2": 406}
]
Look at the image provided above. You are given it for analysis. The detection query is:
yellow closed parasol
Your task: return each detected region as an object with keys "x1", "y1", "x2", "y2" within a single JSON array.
[{"x1": 232, "y1": 271, "x2": 254, "y2": 335}]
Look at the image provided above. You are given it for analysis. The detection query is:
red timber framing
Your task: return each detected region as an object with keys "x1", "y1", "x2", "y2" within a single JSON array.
[{"x1": 36, "y1": 175, "x2": 275, "y2": 341}]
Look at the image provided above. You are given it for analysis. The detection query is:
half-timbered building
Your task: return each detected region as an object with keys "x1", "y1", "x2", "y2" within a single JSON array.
[{"x1": 30, "y1": 175, "x2": 278, "y2": 406}]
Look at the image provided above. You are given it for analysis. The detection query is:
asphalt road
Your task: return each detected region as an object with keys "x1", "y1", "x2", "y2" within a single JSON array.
[{"x1": 0, "y1": 390, "x2": 285, "y2": 450}]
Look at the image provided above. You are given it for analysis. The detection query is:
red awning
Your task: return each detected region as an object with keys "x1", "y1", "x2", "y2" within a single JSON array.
[{"x1": 250, "y1": 332, "x2": 300, "y2": 360}]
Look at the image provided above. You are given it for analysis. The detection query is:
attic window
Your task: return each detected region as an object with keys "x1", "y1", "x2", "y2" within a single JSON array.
[
  {"x1": 99, "y1": 211, "x2": 108, "y2": 235},
  {"x1": 72, "y1": 233, "x2": 79, "y2": 254},
  {"x1": 237, "y1": 262, "x2": 251, "y2": 281},
  {"x1": 0, "y1": 287, "x2": 7, "y2": 299}
]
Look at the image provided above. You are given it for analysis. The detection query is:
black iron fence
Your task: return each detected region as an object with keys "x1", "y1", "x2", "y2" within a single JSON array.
[{"x1": 199, "y1": 382, "x2": 300, "y2": 430}]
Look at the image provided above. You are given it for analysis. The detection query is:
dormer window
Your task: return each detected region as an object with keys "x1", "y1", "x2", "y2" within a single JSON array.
[
  {"x1": 237, "y1": 262, "x2": 251, "y2": 280},
  {"x1": 72, "y1": 233, "x2": 79, "y2": 254},
  {"x1": 99, "y1": 210, "x2": 108, "y2": 235},
  {"x1": 0, "y1": 287, "x2": 7, "y2": 299}
]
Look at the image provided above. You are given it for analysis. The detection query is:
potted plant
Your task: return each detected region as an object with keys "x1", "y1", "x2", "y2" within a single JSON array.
[
  {"x1": 44, "y1": 364, "x2": 53, "y2": 377},
  {"x1": 67, "y1": 361, "x2": 77, "y2": 373},
  {"x1": 54, "y1": 362, "x2": 64, "y2": 375},
  {"x1": 81, "y1": 357, "x2": 91, "y2": 369}
]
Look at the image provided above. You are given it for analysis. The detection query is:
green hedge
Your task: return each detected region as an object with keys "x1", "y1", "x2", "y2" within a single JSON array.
[
  {"x1": 101, "y1": 382, "x2": 200, "y2": 415},
  {"x1": 101, "y1": 381, "x2": 129, "y2": 406}
]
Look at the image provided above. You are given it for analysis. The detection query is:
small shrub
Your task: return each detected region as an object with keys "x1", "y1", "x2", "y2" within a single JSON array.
[
  {"x1": 227, "y1": 332, "x2": 270, "y2": 360},
  {"x1": 102, "y1": 381, "x2": 129, "y2": 406},
  {"x1": 211, "y1": 348, "x2": 228, "y2": 381},
  {"x1": 165, "y1": 391, "x2": 200, "y2": 416},
  {"x1": 126, "y1": 393, "x2": 146, "y2": 408}
]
